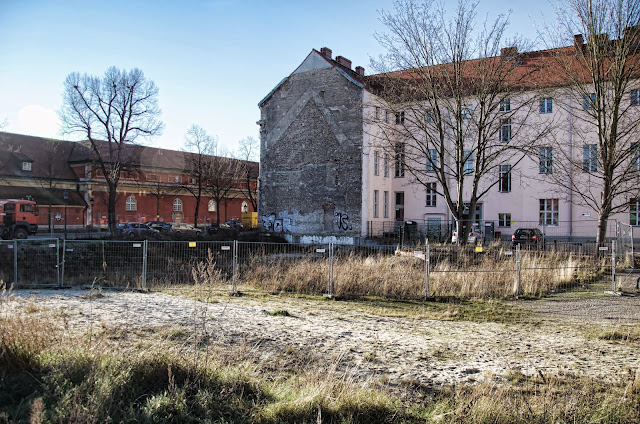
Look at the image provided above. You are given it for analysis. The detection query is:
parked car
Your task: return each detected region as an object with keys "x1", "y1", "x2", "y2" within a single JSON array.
[
  {"x1": 467, "y1": 227, "x2": 482, "y2": 245},
  {"x1": 162, "y1": 222, "x2": 202, "y2": 237},
  {"x1": 512, "y1": 228, "x2": 544, "y2": 247},
  {"x1": 118, "y1": 222, "x2": 159, "y2": 239},
  {"x1": 145, "y1": 221, "x2": 168, "y2": 231},
  {"x1": 224, "y1": 219, "x2": 244, "y2": 230}
]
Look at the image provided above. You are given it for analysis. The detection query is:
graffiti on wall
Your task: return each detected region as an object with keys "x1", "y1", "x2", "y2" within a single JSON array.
[
  {"x1": 260, "y1": 212, "x2": 295, "y2": 233},
  {"x1": 335, "y1": 212, "x2": 353, "y2": 231}
]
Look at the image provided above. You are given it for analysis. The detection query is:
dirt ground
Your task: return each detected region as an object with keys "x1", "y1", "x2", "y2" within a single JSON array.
[{"x1": 2, "y1": 288, "x2": 639, "y2": 387}]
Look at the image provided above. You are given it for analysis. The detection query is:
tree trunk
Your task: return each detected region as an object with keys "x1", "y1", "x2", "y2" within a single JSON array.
[{"x1": 107, "y1": 182, "x2": 118, "y2": 233}]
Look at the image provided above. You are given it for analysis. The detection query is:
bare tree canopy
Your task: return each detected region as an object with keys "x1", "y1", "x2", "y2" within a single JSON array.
[
  {"x1": 182, "y1": 124, "x2": 215, "y2": 227},
  {"x1": 545, "y1": 0, "x2": 640, "y2": 246},
  {"x1": 60, "y1": 66, "x2": 163, "y2": 232},
  {"x1": 236, "y1": 136, "x2": 259, "y2": 211},
  {"x1": 371, "y1": 0, "x2": 549, "y2": 242}
]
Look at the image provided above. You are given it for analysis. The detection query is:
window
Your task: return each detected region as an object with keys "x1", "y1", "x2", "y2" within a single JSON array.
[
  {"x1": 373, "y1": 151, "x2": 379, "y2": 176},
  {"x1": 462, "y1": 105, "x2": 472, "y2": 119},
  {"x1": 384, "y1": 110, "x2": 389, "y2": 123},
  {"x1": 539, "y1": 97, "x2": 553, "y2": 113},
  {"x1": 632, "y1": 142, "x2": 640, "y2": 172},
  {"x1": 583, "y1": 93, "x2": 596, "y2": 110},
  {"x1": 169, "y1": 175, "x2": 181, "y2": 183},
  {"x1": 191, "y1": 178, "x2": 196, "y2": 184},
  {"x1": 125, "y1": 196, "x2": 137, "y2": 211},
  {"x1": 426, "y1": 149, "x2": 438, "y2": 172},
  {"x1": 241, "y1": 201, "x2": 249, "y2": 213},
  {"x1": 373, "y1": 190, "x2": 379, "y2": 218},
  {"x1": 498, "y1": 213, "x2": 511, "y2": 227},
  {"x1": 425, "y1": 109, "x2": 435, "y2": 123},
  {"x1": 463, "y1": 151, "x2": 474, "y2": 175},
  {"x1": 499, "y1": 165, "x2": 511, "y2": 192},
  {"x1": 175, "y1": 176, "x2": 181, "y2": 183},
  {"x1": 583, "y1": 144, "x2": 598, "y2": 172},
  {"x1": 21, "y1": 161, "x2": 32, "y2": 171},
  {"x1": 208, "y1": 200, "x2": 216, "y2": 212},
  {"x1": 395, "y1": 111, "x2": 405, "y2": 124},
  {"x1": 539, "y1": 147, "x2": 553, "y2": 174},
  {"x1": 499, "y1": 98, "x2": 511, "y2": 112},
  {"x1": 394, "y1": 143, "x2": 405, "y2": 177},
  {"x1": 631, "y1": 90, "x2": 640, "y2": 106},
  {"x1": 539, "y1": 199, "x2": 559, "y2": 225},
  {"x1": 375, "y1": 106, "x2": 380, "y2": 120},
  {"x1": 426, "y1": 183, "x2": 437, "y2": 207},
  {"x1": 383, "y1": 191, "x2": 389, "y2": 218},
  {"x1": 499, "y1": 118, "x2": 512, "y2": 142},
  {"x1": 631, "y1": 199, "x2": 640, "y2": 225},
  {"x1": 383, "y1": 154, "x2": 389, "y2": 177},
  {"x1": 173, "y1": 198, "x2": 183, "y2": 212},
  {"x1": 148, "y1": 174, "x2": 158, "y2": 181}
]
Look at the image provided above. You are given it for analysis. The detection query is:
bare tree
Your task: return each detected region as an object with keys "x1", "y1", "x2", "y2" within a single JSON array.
[
  {"x1": 235, "y1": 136, "x2": 259, "y2": 211},
  {"x1": 204, "y1": 143, "x2": 240, "y2": 224},
  {"x1": 370, "y1": 0, "x2": 550, "y2": 242},
  {"x1": 182, "y1": 125, "x2": 214, "y2": 228},
  {"x1": 60, "y1": 67, "x2": 163, "y2": 233},
  {"x1": 544, "y1": 0, "x2": 640, "y2": 246}
]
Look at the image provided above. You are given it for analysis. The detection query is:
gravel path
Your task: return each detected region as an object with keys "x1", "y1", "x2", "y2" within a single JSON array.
[{"x1": 3, "y1": 289, "x2": 639, "y2": 387}]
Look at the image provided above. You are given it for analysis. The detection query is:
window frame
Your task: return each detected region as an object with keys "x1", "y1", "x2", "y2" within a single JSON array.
[
  {"x1": 425, "y1": 182, "x2": 437, "y2": 207},
  {"x1": 463, "y1": 151, "x2": 474, "y2": 175},
  {"x1": 539, "y1": 198, "x2": 559, "y2": 226},
  {"x1": 373, "y1": 190, "x2": 379, "y2": 218},
  {"x1": 631, "y1": 90, "x2": 640, "y2": 106},
  {"x1": 631, "y1": 198, "x2": 640, "y2": 226},
  {"x1": 373, "y1": 150, "x2": 379, "y2": 176},
  {"x1": 383, "y1": 191, "x2": 389, "y2": 218},
  {"x1": 426, "y1": 149, "x2": 438, "y2": 173},
  {"x1": 395, "y1": 111, "x2": 405, "y2": 124},
  {"x1": 383, "y1": 154, "x2": 389, "y2": 177},
  {"x1": 539, "y1": 147, "x2": 553, "y2": 174},
  {"x1": 583, "y1": 93, "x2": 596, "y2": 110},
  {"x1": 173, "y1": 198, "x2": 183, "y2": 212},
  {"x1": 498, "y1": 213, "x2": 512, "y2": 228},
  {"x1": 583, "y1": 144, "x2": 598, "y2": 172},
  {"x1": 394, "y1": 143, "x2": 405, "y2": 178},
  {"x1": 125, "y1": 195, "x2": 137, "y2": 212},
  {"x1": 208, "y1": 199, "x2": 216, "y2": 212},
  {"x1": 539, "y1": 97, "x2": 553, "y2": 113},
  {"x1": 498, "y1": 164, "x2": 512, "y2": 193},
  {"x1": 499, "y1": 118, "x2": 512, "y2": 142},
  {"x1": 499, "y1": 98, "x2": 511, "y2": 112},
  {"x1": 21, "y1": 161, "x2": 32, "y2": 171}
]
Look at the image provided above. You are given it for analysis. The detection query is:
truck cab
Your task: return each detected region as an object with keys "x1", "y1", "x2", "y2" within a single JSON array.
[{"x1": 0, "y1": 199, "x2": 39, "y2": 239}]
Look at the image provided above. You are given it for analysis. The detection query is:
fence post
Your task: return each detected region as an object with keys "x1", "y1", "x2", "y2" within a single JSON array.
[
  {"x1": 59, "y1": 239, "x2": 64, "y2": 288},
  {"x1": 13, "y1": 239, "x2": 18, "y2": 286},
  {"x1": 425, "y1": 244, "x2": 430, "y2": 300},
  {"x1": 232, "y1": 240, "x2": 238, "y2": 295},
  {"x1": 514, "y1": 244, "x2": 521, "y2": 296},
  {"x1": 328, "y1": 243, "x2": 334, "y2": 298},
  {"x1": 612, "y1": 240, "x2": 617, "y2": 293},
  {"x1": 142, "y1": 239, "x2": 148, "y2": 290}
]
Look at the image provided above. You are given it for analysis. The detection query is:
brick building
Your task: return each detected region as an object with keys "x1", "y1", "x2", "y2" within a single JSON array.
[{"x1": 0, "y1": 132, "x2": 258, "y2": 229}]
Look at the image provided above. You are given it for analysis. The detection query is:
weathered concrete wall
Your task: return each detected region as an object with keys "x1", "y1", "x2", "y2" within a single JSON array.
[{"x1": 259, "y1": 60, "x2": 364, "y2": 237}]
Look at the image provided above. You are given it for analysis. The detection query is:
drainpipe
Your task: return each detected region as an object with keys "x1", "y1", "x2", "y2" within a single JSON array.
[{"x1": 568, "y1": 92, "x2": 574, "y2": 240}]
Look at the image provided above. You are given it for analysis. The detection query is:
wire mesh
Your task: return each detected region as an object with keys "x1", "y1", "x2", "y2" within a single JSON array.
[
  {"x1": 236, "y1": 242, "x2": 331, "y2": 295},
  {"x1": 62, "y1": 240, "x2": 145, "y2": 288},
  {"x1": 145, "y1": 241, "x2": 234, "y2": 292},
  {"x1": 1, "y1": 239, "x2": 617, "y2": 297}
]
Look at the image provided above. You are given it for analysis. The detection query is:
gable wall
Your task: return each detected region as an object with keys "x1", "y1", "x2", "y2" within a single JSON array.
[{"x1": 259, "y1": 66, "x2": 364, "y2": 236}]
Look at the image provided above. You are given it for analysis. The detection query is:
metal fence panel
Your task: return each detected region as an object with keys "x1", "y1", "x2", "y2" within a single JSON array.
[{"x1": 8, "y1": 239, "x2": 60, "y2": 286}]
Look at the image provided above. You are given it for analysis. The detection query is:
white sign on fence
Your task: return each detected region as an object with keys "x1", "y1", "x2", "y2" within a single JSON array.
[
  {"x1": 133, "y1": 243, "x2": 142, "y2": 248},
  {"x1": 316, "y1": 248, "x2": 326, "y2": 253},
  {"x1": 221, "y1": 245, "x2": 231, "y2": 251},
  {"x1": 48, "y1": 244, "x2": 56, "y2": 248},
  {"x1": 599, "y1": 246, "x2": 609, "y2": 251}
]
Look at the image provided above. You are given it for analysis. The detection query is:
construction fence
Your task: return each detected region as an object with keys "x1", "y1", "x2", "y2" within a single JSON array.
[{"x1": 0, "y1": 239, "x2": 634, "y2": 299}]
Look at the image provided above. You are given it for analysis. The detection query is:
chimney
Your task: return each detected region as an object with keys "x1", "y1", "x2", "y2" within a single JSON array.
[
  {"x1": 574, "y1": 33, "x2": 585, "y2": 53},
  {"x1": 336, "y1": 55, "x2": 352, "y2": 69},
  {"x1": 355, "y1": 66, "x2": 365, "y2": 76},
  {"x1": 500, "y1": 46, "x2": 518, "y2": 58},
  {"x1": 320, "y1": 47, "x2": 332, "y2": 59}
]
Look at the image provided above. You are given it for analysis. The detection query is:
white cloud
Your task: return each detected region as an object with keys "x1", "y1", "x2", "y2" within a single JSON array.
[{"x1": 16, "y1": 105, "x2": 59, "y2": 138}]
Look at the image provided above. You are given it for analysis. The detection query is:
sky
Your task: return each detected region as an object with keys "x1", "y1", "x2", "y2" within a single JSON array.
[{"x1": 0, "y1": 0, "x2": 557, "y2": 156}]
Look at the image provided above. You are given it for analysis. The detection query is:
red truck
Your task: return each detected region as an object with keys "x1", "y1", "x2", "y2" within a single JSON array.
[{"x1": 0, "y1": 199, "x2": 39, "y2": 239}]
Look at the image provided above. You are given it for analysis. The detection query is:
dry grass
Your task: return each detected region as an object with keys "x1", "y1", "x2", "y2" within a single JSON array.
[{"x1": 241, "y1": 250, "x2": 597, "y2": 299}]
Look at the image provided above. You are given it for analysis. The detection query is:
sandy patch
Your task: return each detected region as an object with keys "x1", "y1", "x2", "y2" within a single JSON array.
[{"x1": 2, "y1": 289, "x2": 639, "y2": 387}]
